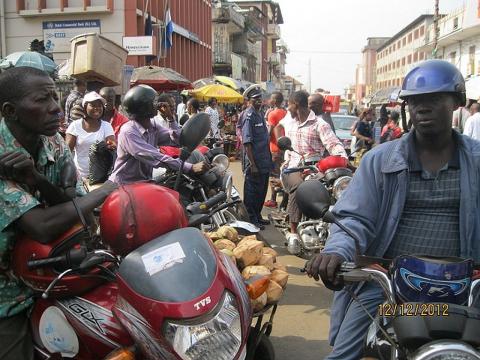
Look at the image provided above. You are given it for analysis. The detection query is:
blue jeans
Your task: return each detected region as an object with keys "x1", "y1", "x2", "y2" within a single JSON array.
[{"x1": 326, "y1": 282, "x2": 385, "y2": 360}]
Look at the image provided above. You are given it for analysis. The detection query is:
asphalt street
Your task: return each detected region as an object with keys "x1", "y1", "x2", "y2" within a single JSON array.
[{"x1": 231, "y1": 160, "x2": 333, "y2": 359}]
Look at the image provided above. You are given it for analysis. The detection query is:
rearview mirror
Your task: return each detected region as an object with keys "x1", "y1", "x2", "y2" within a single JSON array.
[
  {"x1": 277, "y1": 136, "x2": 293, "y2": 152},
  {"x1": 180, "y1": 113, "x2": 211, "y2": 152},
  {"x1": 296, "y1": 180, "x2": 330, "y2": 219}
]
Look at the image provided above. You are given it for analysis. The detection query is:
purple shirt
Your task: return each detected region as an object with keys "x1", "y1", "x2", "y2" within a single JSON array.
[{"x1": 109, "y1": 119, "x2": 193, "y2": 184}]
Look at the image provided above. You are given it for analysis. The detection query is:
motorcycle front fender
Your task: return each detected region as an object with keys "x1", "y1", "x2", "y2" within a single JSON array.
[{"x1": 228, "y1": 220, "x2": 260, "y2": 234}]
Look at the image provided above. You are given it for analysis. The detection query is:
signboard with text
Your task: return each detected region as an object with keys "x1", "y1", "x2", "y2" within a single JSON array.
[
  {"x1": 122, "y1": 36, "x2": 156, "y2": 56},
  {"x1": 43, "y1": 20, "x2": 101, "y2": 53}
]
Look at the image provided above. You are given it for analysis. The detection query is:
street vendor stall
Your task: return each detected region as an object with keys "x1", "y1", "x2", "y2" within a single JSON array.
[
  {"x1": 190, "y1": 83, "x2": 244, "y2": 104},
  {"x1": 130, "y1": 65, "x2": 192, "y2": 91}
]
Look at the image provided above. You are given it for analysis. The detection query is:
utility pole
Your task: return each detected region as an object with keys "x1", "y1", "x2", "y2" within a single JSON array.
[{"x1": 433, "y1": 0, "x2": 439, "y2": 58}]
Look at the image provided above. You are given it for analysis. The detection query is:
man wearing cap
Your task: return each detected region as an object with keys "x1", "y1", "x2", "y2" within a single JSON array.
[
  {"x1": 241, "y1": 87, "x2": 272, "y2": 229},
  {"x1": 306, "y1": 60, "x2": 480, "y2": 359}
]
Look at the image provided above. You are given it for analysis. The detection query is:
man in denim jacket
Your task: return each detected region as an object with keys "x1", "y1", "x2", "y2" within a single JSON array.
[{"x1": 306, "y1": 60, "x2": 480, "y2": 359}]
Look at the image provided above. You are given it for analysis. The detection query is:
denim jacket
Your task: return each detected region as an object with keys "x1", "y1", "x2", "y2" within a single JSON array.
[{"x1": 323, "y1": 130, "x2": 480, "y2": 344}]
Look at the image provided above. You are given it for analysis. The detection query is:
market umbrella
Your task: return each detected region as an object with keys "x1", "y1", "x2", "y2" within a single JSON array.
[
  {"x1": 214, "y1": 76, "x2": 242, "y2": 90},
  {"x1": 466, "y1": 76, "x2": 480, "y2": 100},
  {"x1": 0, "y1": 51, "x2": 56, "y2": 74},
  {"x1": 130, "y1": 65, "x2": 192, "y2": 91},
  {"x1": 190, "y1": 84, "x2": 244, "y2": 104},
  {"x1": 193, "y1": 77, "x2": 215, "y2": 89}
]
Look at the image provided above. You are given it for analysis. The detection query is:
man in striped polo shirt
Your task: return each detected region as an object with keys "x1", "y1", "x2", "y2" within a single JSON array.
[{"x1": 306, "y1": 60, "x2": 480, "y2": 359}]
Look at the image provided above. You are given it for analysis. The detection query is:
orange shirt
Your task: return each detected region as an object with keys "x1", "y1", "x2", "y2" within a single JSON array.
[{"x1": 267, "y1": 108, "x2": 287, "y2": 153}]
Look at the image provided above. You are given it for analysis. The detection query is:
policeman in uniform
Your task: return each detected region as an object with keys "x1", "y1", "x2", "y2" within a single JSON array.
[{"x1": 241, "y1": 86, "x2": 272, "y2": 229}]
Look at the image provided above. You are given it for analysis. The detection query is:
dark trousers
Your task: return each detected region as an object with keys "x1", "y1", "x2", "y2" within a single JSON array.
[
  {"x1": 243, "y1": 172, "x2": 269, "y2": 225},
  {"x1": 0, "y1": 311, "x2": 34, "y2": 360}
]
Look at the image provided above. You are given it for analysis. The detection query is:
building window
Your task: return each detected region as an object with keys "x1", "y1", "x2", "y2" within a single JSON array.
[
  {"x1": 469, "y1": 45, "x2": 476, "y2": 75},
  {"x1": 388, "y1": 64, "x2": 391, "y2": 71},
  {"x1": 450, "y1": 51, "x2": 456, "y2": 64},
  {"x1": 420, "y1": 26, "x2": 425, "y2": 36},
  {"x1": 453, "y1": 17, "x2": 459, "y2": 30},
  {"x1": 402, "y1": 57, "x2": 406, "y2": 66},
  {"x1": 413, "y1": 52, "x2": 418, "y2": 62},
  {"x1": 414, "y1": 29, "x2": 419, "y2": 39},
  {"x1": 408, "y1": 54, "x2": 412, "y2": 64},
  {"x1": 402, "y1": 37, "x2": 406, "y2": 46},
  {"x1": 397, "y1": 40, "x2": 401, "y2": 49},
  {"x1": 420, "y1": 52, "x2": 425, "y2": 60},
  {"x1": 408, "y1": 33, "x2": 412, "y2": 43},
  {"x1": 397, "y1": 60, "x2": 400, "y2": 67},
  {"x1": 393, "y1": 44, "x2": 396, "y2": 51}
]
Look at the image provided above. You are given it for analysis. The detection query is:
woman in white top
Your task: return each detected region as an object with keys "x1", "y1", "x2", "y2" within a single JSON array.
[{"x1": 66, "y1": 91, "x2": 116, "y2": 179}]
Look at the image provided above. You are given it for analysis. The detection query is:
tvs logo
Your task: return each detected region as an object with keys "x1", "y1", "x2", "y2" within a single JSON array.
[
  {"x1": 46, "y1": 22, "x2": 54, "y2": 29},
  {"x1": 194, "y1": 296, "x2": 211, "y2": 310}
]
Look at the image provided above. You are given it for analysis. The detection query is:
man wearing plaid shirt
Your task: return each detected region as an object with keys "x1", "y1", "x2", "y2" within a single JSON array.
[{"x1": 276, "y1": 90, "x2": 347, "y2": 246}]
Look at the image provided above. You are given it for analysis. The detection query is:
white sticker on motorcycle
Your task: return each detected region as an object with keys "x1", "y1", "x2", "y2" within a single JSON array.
[
  {"x1": 142, "y1": 242, "x2": 186, "y2": 276},
  {"x1": 39, "y1": 306, "x2": 79, "y2": 358}
]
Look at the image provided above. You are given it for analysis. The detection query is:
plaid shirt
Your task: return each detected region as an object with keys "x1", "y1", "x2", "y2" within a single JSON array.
[{"x1": 280, "y1": 110, "x2": 347, "y2": 168}]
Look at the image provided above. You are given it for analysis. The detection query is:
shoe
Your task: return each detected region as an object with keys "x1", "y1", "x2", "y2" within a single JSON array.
[
  {"x1": 263, "y1": 200, "x2": 278, "y2": 208},
  {"x1": 258, "y1": 218, "x2": 270, "y2": 225}
]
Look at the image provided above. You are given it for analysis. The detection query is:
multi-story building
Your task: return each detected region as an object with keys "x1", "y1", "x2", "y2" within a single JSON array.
[
  {"x1": 231, "y1": 0, "x2": 283, "y2": 88},
  {"x1": 418, "y1": 0, "x2": 480, "y2": 79},
  {"x1": 356, "y1": 37, "x2": 389, "y2": 100},
  {"x1": 375, "y1": 15, "x2": 434, "y2": 91},
  {"x1": 2, "y1": 0, "x2": 212, "y2": 82}
]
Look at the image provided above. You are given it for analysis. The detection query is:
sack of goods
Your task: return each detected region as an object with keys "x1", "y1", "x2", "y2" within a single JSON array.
[{"x1": 205, "y1": 226, "x2": 289, "y2": 312}]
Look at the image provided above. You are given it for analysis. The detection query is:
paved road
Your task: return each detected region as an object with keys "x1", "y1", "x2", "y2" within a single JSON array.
[{"x1": 230, "y1": 160, "x2": 333, "y2": 359}]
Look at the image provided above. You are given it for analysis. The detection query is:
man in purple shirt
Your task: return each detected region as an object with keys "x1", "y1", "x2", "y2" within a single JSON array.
[{"x1": 109, "y1": 85, "x2": 208, "y2": 184}]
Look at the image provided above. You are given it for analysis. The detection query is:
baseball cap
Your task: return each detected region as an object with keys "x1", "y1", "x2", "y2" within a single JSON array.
[{"x1": 82, "y1": 91, "x2": 106, "y2": 107}]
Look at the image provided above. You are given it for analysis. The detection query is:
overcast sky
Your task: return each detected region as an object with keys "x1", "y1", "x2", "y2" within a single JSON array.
[{"x1": 276, "y1": 0, "x2": 464, "y2": 94}]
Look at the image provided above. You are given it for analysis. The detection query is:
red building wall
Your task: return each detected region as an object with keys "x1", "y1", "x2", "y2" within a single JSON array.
[{"x1": 124, "y1": 0, "x2": 212, "y2": 82}]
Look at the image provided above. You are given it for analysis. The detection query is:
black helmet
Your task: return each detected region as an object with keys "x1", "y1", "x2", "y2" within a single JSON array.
[{"x1": 122, "y1": 85, "x2": 157, "y2": 120}]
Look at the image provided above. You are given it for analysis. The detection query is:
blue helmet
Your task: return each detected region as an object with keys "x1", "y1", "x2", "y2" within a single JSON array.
[
  {"x1": 392, "y1": 255, "x2": 473, "y2": 305},
  {"x1": 399, "y1": 59, "x2": 466, "y2": 106}
]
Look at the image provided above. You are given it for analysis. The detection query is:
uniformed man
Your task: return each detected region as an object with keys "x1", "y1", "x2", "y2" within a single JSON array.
[{"x1": 241, "y1": 86, "x2": 272, "y2": 229}]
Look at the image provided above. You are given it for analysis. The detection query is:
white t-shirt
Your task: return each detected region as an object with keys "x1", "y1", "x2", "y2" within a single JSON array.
[
  {"x1": 463, "y1": 112, "x2": 480, "y2": 140},
  {"x1": 67, "y1": 120, "x2": 115, "y2": 178}
]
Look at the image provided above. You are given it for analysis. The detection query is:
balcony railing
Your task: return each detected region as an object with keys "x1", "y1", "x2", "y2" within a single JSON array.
[
  {"x1": 212, "y1": 6, "x2": 245, "y2": 29},
  {"x1": 267, "y1": 24, "x2": 281, "y2": 40}
]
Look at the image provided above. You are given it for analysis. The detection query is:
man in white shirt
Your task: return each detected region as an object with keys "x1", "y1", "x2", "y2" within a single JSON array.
[
  {"x1": 176, "y1": 95, "x2": 187, "y2": 120},
  {"x1": 452, "y1": 105, "x2": 471, "y2": 133},
  {"x1": 153, "y1": 93, "x2": 178, "y2": 130},
  {"x1": 463, "y1": 103, "x2": 480, "y2": 140},
  {"x1": 205, "y1": 97, "x2": 221, "y2": 139}
]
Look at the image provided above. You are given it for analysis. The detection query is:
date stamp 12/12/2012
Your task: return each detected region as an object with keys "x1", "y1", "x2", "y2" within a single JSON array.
[{"x1": 378, "y1": 303, "x2": 449, "y2": 317}]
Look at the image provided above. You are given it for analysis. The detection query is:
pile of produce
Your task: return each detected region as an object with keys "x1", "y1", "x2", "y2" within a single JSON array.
[{"x1": 205, "y1": 226, "x2": 289, "y2": 312}]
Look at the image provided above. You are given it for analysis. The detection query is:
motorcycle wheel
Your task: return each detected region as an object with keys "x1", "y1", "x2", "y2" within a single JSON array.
[{"x1": 252, "y1": 336, "x2": 275, "y2": 360}]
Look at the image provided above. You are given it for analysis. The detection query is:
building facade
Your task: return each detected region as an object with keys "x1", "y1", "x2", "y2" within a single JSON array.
[
  {"x1": 418, "y1": 0, "x2": 480, "y2": 80},
  {"x1": 3, "y1": 0, "x2": 212, "y2": 82},
  {"x1": 354, "y1": 37, "x2": 389, "y2": 104},
  {"x1": 375, "y1": 15, "x2": 434, "y2": 90}
]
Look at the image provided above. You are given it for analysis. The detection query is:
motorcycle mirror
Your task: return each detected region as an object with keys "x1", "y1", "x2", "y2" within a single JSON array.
[
  {"x1": 277, "y1": 136, "x2": 293, "y2": 152},
  {"x1": 180, "y1": 112, "x2": 211, "y2": 152},
  {"x1": 296, "y1": 180, "x2": 331, "y2": 219}
]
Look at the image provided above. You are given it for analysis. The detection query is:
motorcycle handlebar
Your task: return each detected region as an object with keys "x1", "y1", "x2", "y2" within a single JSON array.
[
  {"x1": 27, "y1": 255, "x2": 67, "y2": 270},
  {"x1": 283, "y1": 166, "x2": 317, "y2": 174},
  {"x1": 27, "y1": 247, "x2": 88, "y2": 270},
  {"x1": 202, "y1": 191, "x2": 228, "y2": 210}
]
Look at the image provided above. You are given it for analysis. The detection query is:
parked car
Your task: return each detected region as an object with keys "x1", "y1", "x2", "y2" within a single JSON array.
[{"x1": 331, "y1": 114, "x2": 358, "y2": 154}]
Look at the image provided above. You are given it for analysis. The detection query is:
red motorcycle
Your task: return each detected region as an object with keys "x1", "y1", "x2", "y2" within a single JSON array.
[{"x1": 12, "y1": 183, "x2": 274, "y2": 359}]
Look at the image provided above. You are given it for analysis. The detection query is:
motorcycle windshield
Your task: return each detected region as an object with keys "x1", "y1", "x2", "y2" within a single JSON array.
[{"x1": 118, "y1": 228, "x2": 217, "y2": 303}]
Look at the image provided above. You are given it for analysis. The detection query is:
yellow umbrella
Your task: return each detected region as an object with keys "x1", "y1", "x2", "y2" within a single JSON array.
[
  {"x1": 214, "y1": 76, "x2": 242, "y2": 90},
  {"x1": 191, "y1": 84, "x2": 244, "y2": 104}
]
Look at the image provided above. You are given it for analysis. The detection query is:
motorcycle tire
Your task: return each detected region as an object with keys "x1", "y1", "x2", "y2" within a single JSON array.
[
  {"x1": 252, "y1": 335, "x2": 275, "y2": 360},
  {"x1": 233, "y1": 202, "x2": 250, "y2": 222}
]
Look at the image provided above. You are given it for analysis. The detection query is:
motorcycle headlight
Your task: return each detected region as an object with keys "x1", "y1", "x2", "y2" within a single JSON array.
[
  {"x1": 163, "y1": 291, "x2": 242, "y2": 360},
  {"x1": 332, "y1": 176, "x2": 352, "y2": 200},
  {"x1": 212, "y1": 154, "x2": 230, "y2": 173},
  {"x1": 412, "y1": 341, "x2": 480, "y2": 360}
]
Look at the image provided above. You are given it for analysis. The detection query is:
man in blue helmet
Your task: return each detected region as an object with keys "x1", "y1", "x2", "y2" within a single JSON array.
[{"x1": 305, "y1": 60, "x2": 480, "y2": 359}]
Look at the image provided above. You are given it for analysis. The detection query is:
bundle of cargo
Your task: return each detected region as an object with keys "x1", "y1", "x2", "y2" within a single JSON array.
[
  {"x1": 205, "y1": 226, "x2": 289, "y2": 312},
  {"x1": 69, "y1": 33, "x2": 128, "y2": 86}
]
